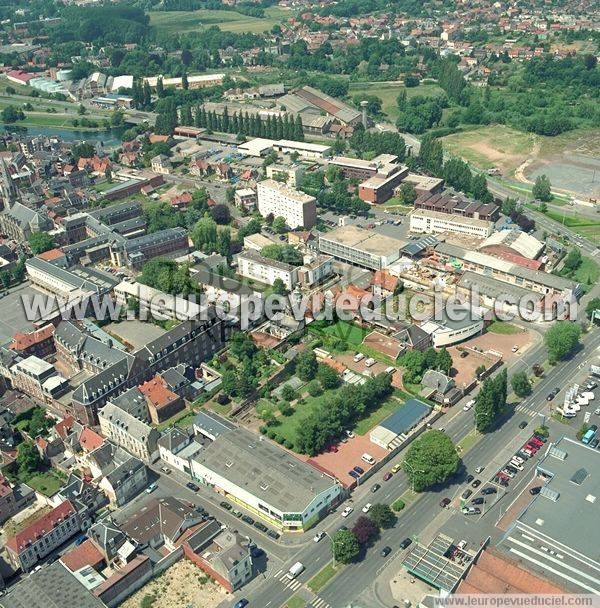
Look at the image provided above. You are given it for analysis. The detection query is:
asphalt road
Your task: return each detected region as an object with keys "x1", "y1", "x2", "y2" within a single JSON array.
[{"x1": 231, "y1": 328, "x2": 600, "y2": 608}]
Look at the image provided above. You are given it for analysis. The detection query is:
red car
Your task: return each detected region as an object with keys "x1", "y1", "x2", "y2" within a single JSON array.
[
  {"x1": 529, "y1": 437, "x2": 544, "y2": 447},
  {"x1": 383, "y1": 472, "x2": 393, "y2": 481},
  {"x1": 525, "y1": 444, "x2": 539, "y2": 453},
  {"x1": 327, "y1": 445, "x2": 339, "y2": 453}
]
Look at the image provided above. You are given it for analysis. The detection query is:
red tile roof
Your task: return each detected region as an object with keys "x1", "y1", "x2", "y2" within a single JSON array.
[
  {"x1": 37, "y1": 248, "x2": 64, "y2": 262},
  {"x1": 55, "y1": 415, "x2": 76, "y2": 440},
  {"x1": 371, "y1": 270, "x2": 399, "y2": 292},
  {"x1": 61, "y1": 539, "x2": 104, "y2": 572},
  {"x1": 0, "y1": 475, "x2": 12, "y2": 499},
  {"x1": 10, "y1": 323, "x2": 55, "y2": 352},
  {"x1": 6, "y1": 500, "x2": 76, "y2": 553},
  {"x1": 79, "y1": 427, "x2": 104, "y2": 452},
  {"x1": 139, "y1": 375, "x2": 179, "y2": 411}
]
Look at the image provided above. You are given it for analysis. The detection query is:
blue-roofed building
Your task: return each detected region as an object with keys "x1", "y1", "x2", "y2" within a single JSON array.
[{"x1": 370, "y1": 398, "x2": 431, "y2": 450}]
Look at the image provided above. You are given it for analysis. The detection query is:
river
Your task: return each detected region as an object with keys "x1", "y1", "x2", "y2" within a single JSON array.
[{"x1": 1, "y1": 124, "x2": 126, "y2": 147}]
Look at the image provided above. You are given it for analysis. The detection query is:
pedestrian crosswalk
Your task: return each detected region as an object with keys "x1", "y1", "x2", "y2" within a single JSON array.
[
  {"x1": 514, "y1": 404, "x2": 536, "y2": 417},
  {"x1": 272, "y1": 570, "x2": 332, "y2": 607},
  {"x1": 274, "y1": 571, "x2": 302, "y2": 592}
]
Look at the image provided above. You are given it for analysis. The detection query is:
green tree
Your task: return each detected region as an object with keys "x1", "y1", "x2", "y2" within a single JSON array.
[
  {"x1": 545, "y1": 322, "x2": 581, "y2": 364},
  {"x1": 532, "y1": 174, "x2": 552, "y2": 201},
  {"x1": 1, "y1": 105, "x2": 25, "y2": 123},
  {"x1": 272, "y1": 216, "x2": 288, "y2": 234},
  {"x1": 352, "y1": 516, "x2": 379, "y2": 545},
  {"x1": 16, "y1": 442, "x2": 41, "y2": 476},
  {"x1": 317, "y1": 364, "x2": 341, "y2": 390},
  {"x1": 295, "y1": 350, "x2": 318, "y2": 381},
  {"x1": 332, "y1": 529, "x2": 360, "y2": 564},
  {"x1": 511, "y1": 371, "x2": 532, "y2": 398},
  {"x1": 398, "y1": 182, "x2": 417, "y2": 205},
  {"x1": 403, "y1": 430, "x2": 460, "y2": 492},
  {"x1": 474, "y1": 369, "x2": 507, "y2": 432},
  {"x1": 28, "y1": 232, "x2": 55, "y2": 254},
  {"x1": 562, "y1": 248, "x2": 582, "y2": 274},
  {"x1": 281, "y1": 384, "x2": 297, "y2": 402},
  {"x1": 585, "y1": 297, "x2": 600, "y2": 322},
  {"x1": 369, "y1": 503, "x2": 396, "y2": 529},
  {"x1": 0, "y1": 270, "x2": 10, "y2": 291},
  {"x1": 191, "y1": 216, "x2": 218, "y2": 253},
  {"x1": 272, "y1": 278, "x2": 289, "y2": 296},
  {"x1": 436, "y1": 348, "x2": 453, "y2": 374}
]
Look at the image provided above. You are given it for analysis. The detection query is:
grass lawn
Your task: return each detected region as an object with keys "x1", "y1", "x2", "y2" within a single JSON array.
[
  {"x1": 354, "y1": 390, "x2": 410, "y2": 435},
  {"x1": 149, "y1": 6, "x2": 289, "y2": 34},
  {"x1": 307, "y1": 562, "x2": 341, "y2": 593},
  {"x1": 311, "y1": 319, "x2": 370, "y2": 347},
  {"x1": 25, "y1": 470, "x2": 66, "y2": 496},
  {"x1": 284, "y1": 596, "x2": 307, "y2": 608},
  {"x1": 558, "y1": 256, "x2": 600, "y2": 291},
  {"x1": 487, "y1": 321, "x2": 524, "y2": 335},
  {"x1": 456, "y1": 428, "x2": 481, "y2": 454},
  {"x1": 348, "y1": 82, "x2": 443, "y2": 122},
  {"x1": 156, "y1": 407, "x2": 197, "y2": 431},
  {"x1": 544, "y1": 209, "x2": 600, "y2": 243},
  {"x1": 1, "y1": 112, "x2": 105, "y2": 131}
]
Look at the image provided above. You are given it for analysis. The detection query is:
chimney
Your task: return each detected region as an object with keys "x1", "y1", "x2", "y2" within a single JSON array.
[{"x1": 360, "y1": 100, "x2": 369, "y2": 129}]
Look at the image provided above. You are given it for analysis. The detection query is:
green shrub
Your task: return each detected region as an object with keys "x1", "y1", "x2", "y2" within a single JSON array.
[{"x1": 392, "y1": 499, "x2": 405, "y2": 512}]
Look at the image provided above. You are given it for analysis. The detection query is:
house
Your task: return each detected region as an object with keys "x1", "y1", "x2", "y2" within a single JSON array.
[
  {"x1": 0, "y1": 475, "x2": 35, "y2": 524},
  {"x1": 169, "y1": 191, "x2": 193, "y2": 210},
  {"x1": 158, "y1": 427, "x2": 203, "y2": 474},
  {"x1": 138, "y1": 374, "x2": 185, "y2": 425},
  {"x1": 371, "y1": 269, "x2": 400, "y2": 298},
  {"x1": 150, "y1": 154, "x2": 172, "y2": 175},
  {"x1": 189, "y1": 158, "x2": 211, "y2": 177},
  {"x1": 5, "y1": 500, "x2": 82, "y2": 572},
  {"x1": 420, "y1": 369, "x2": 462, "y2": 405}
]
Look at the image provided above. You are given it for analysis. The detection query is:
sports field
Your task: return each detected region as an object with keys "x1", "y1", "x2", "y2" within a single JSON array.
[{"x1": 149, "y1": 6, "x2": 289, "y2": 34}]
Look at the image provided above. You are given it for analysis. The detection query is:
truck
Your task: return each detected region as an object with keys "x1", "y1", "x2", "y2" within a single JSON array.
[{"x1": 286, "y1": 562, "x2": 305, "y2": 580}]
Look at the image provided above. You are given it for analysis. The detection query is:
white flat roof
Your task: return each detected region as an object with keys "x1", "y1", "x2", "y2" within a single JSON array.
[{"x1": 276, "y1": 139, "x2": 331, "y2": 153}]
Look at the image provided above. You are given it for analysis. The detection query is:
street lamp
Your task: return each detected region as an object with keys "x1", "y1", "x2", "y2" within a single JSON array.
[
  {"x1": 324, "y1": 531, "x2": 336, "y2": 569},
  {"x1": 403, "y1": 461, "x2": 425, "y2": 494}
]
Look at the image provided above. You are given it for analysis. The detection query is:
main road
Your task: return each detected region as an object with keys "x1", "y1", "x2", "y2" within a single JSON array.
[{"x1": 235, "y1": 327, "x2": 600, "y2": 608}]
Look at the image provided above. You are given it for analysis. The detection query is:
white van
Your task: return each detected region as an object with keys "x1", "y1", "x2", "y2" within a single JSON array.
[
  {"x1": 353, "y1": 353, "x2": 364, "y2": 363},
  {"x1": 385, "y1": 366, "x2": 396, "y2": 374},
  {"x1": 365, "y1": 358, "x2": 376, "y2": 367},
  {"x1": 361, "y1": 453, "x2": 376, "y2": 465},
  {"x1": 286, "y1": 562, "x2": 305, "y2": 580}
]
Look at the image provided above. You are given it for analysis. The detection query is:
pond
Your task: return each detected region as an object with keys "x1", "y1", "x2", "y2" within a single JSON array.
[{"x1": 2, "y1": 124, "x2": 126, "y2": 147}]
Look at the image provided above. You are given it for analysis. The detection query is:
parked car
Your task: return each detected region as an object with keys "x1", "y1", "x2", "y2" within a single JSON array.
[
  {"x1": 400, "y1": 538, "x2": 413, "y2": 550},
  {"x1": 471, "y1": 497, "x2": 485, "y2": 505},
  {"x1": 440, "y1": 498, "x2": 451, "y2": 507},
  {"x1": 146, "y1": 482, "x2": 158, "y2": 494},
  {"x1": 253, "y1": 521, "x2": 268, "y2": 532},
  {"x1": 353, "y1": 353, "x2": 364, "y2": 363},
  {"x1": 471, "y1": 479, "x2": 481, "y2": 488},
  {"x1": 341, "y1": 506, "x2": 354, "y2": 518},
  {"x1": 186, "y1": 482, "x2": 200, "y2": 492},
  {"x1": 353, "y1": 466, "x2": 365, "y2": 475},
  {"x1": 242, "y1": 515, "x2": 254, "y2": 525},
  {"x1": 232, "y1": 510, "x2": 242, "y2": 518},
  {"x1": 383, "y1": 472, "x2": 393, "y2": 481},
  {"x1": 371, "y1": 483, "x2": 381, "y2": 493},
  {"x1": 530, "y1": 486, "x2": 542, "y2": 495},
  {"x1": 380, "y1": 546, "x2": 392, "y2": 557},
  {"x1": 391, "y1": 463, "x2": 402, "y2": 474},
  {"x1": 313, "y1": 531, "x2": 326, "y2": 543},
  {"x1": 220, "y1": 501, "x2": 232, "y2": 510},
  {"x1": 160, "y1": 466, "x2": 171, "y2": 474},
  {"x1": 362, "y1": 503, "x2": 372, "y2": 513},
  {"x1": 462, "y1": 507, "x2": 481, "y2": 515},
  {"x1": 234, "y1": 599, "x2": 249, "y2": 608},
  {"x1": 501, "y1": 468, "x2": 515, "y2": 478},
  {"x1": 349, "y1": 470, "x2": 360, "y2": 479},
  {"x1": 267, "y1": 530, "x2": 280, "y2": 540},
  {"x1": 461, "y1": 489, "x2": 472, "y2": 499},
  {"x1": 466, "y1": 474, "x2": 474, "y2": 483},
  {"x1": 482, "y1": 487, "x2": 497, "y2": 495},
  {"x1": 533, "y1": 434, "x2": 547, "y2": 443},
  {"x1": 591, "y1": 438, "x2": 600, "y2": 449},
  {"x1": 345, "y1": 430, "x2": 355, "y2": 438},
  {"x1": 475, "y1": 466, "x2": 485, "y2": 474},
  {"x1": 463, "y1": 400, "x2": 475, "y2": 411}
]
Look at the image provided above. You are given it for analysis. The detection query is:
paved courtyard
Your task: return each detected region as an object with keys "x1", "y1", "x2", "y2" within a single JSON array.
[
  {"x1": 0, "y1": 283, "x2": 43, "y2": 345},
  {"x1": 104, "y1": 320, "x2": 167, "y2": 350}
]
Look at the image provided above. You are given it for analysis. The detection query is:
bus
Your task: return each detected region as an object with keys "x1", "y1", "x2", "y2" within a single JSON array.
[{"x1": 582, "y1": 426, "x2": 598, "y2": 445}]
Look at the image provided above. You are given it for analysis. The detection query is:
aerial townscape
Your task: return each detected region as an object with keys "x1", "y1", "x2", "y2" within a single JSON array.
[{"x1": 0, "y1": 1, "x2": 598, "y2": 608}]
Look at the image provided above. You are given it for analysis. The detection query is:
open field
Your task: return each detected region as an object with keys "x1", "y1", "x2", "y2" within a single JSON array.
[
  {"x1": 348, "y1": 82, "x2": 443, "y2": 122},
  {"x1": 558, "y1": 255, "x2": 600, "y2": 289},
  {"x1": 543, "y1": 209, "x2": 600, "y2": 242},
  {"x1": 443, "y1": 125, "x2": 600, "y2": 198},
  {"x1": 149, "y1": 6, "x2": 289, "y2": 34},
  {"x1": 487, "y1": 321, "x2": 524, "y2": 335},
  {"x1": 442, "y1": 125, "x2": 537, "y2": 174}
]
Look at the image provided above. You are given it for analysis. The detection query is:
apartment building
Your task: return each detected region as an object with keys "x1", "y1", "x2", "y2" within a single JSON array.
[
  {"x1": 10, "y1": 356, "x2": 69, "y2": 404},
  {"x1": 409, "y1": 208, "x2": 494, "y2": 238},
  {"x1": 266, "y1": 163, "x2": 305, "y2": 187},
  {"x1": 109, "y1": 227, "x2": 189, "y2": 268},
  {"x1": 5, "y1": 500, "x2": 81, "y2": 572},
  {"x1": 257, "y1": 179, "x2": 317, "y2": 230},
  {"x1": 237, "y1": 249, "x2": 298, "y2": 290}
]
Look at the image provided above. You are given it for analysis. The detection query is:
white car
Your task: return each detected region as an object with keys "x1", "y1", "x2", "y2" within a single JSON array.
[
  {"x1": 595, "y1": 408, "x2": 600, "y2": 415},
  {"x1": 463, "y1": 400, "x2": 475, "y2": 411},
  {"x1": 512, "y1": 345, "x2": 519, "y2": 353},
  {"x1": 353, "y1": 353, "x2": 364, "y2": 363},
  {"x1": 341, "y1": 506, "x2": 354, "y2": 518},
  {"x1": 475, "y1": 466, "x2": 485, "y2": 474},
  {"x1": 313, "y1": 531, "x2": 326, "y2": 543},
  {"x1": 362, "y1": 503, "x2": 372, "y2": 513},
  {"x1": 345, "y1": 430, "x2": 355, "y2": 439}
]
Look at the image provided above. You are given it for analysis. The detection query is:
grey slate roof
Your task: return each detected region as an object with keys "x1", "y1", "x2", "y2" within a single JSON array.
[{"x1": 0, "y1": 561, "x2": 106, "y2": 608}]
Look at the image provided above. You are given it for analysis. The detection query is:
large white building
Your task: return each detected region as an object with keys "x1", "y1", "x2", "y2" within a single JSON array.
[
  {"x1": 257, "y1": 179, "x2": 317, "y2": 230},
  {"x1": 237, "y1": 250, "x2": 298, "y2": 290},
  {"x1": 409, "y1": 208, "x2": 494, "y2": 238},
  {"x1": 190, "y1": 420, "x2": 342, "y2": 532}
]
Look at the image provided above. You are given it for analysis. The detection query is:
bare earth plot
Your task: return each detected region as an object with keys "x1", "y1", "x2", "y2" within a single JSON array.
[{"x1": 120, "y1": 560, "x2": 228, "y2": 608}]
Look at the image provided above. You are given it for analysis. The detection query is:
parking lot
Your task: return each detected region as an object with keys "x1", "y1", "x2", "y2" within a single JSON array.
[{"x1": 0, "y1": 283, "x2": 42, "y2": 344}]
